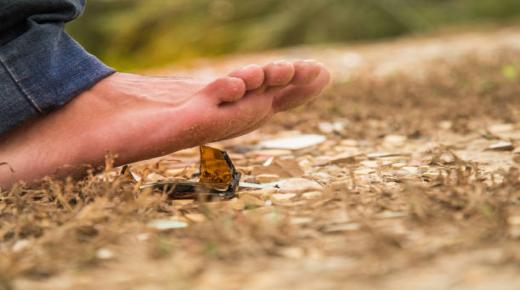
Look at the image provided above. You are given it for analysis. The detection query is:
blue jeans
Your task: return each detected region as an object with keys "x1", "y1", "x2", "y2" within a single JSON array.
[{"x1": 0, "y1": 0, "x2": 115, "y2": 134}]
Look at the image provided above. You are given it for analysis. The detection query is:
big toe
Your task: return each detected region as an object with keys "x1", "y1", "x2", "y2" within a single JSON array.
[
  {"x1": 264, "y1": 60, "x2": 295, "y2": 87},
  {"x1": 229, "y1": 64, "x2": 265, "y2": 91}
]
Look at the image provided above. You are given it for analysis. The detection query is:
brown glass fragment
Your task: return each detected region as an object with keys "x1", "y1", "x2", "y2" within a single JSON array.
[{"x1": 122, "y1": 146, "x2": 240, "y2": 200}]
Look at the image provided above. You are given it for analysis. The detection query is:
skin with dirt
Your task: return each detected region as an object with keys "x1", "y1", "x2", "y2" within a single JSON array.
[{"x1": 2, "y1": 27, "x2": 520, "y2": 290}]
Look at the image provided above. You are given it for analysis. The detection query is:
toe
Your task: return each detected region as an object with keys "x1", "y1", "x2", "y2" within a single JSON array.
[
  {"x1": 273, "y1": 66, "x2": 331, "y2": 112},
  {"x1": 291, "y1": 60, "x2": 321, "y2": 85},
  {"x1": 264, "y1": 60, "x2": 295, "y2": 87},
  {"x1": 199, "y1": 77, "x2": 246, "y2": 104},
  {"x1": 229, "y1": 64, "x2": 265, "y2": 91},
  {"x1": 212, "y1": 86, "x2": 275, "y2": 139}
]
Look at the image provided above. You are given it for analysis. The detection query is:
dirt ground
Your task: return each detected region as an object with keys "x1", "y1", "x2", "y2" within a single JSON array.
[{"x1": 2, "y1": 27, "x2": 520, "y2": 290}]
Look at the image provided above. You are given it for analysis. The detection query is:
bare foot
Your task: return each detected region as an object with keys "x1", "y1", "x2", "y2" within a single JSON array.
[{"x1": 0, "y1": 60, "x2": 330, "y2": 188}]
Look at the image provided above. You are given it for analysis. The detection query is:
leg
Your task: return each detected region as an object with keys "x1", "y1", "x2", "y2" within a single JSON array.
[
  {"x1": 0, "y1": 0, "x2": 114, "y2": 134},
  {"x1": 0, "y1": 0, "x2": 330, "y2": 188}
]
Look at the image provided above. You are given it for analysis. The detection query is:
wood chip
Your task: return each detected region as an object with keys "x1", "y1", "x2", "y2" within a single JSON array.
[
  {"x1": 147, "y1": 219, "x2": 188, "y2": 230},
  {"x1": 255, "y1": 174, "x2": 280, "y2": 183},
  {"x1": 279, "y1": 247, "x2": 305, "y2": 259},
  {"x1": 322, "y1": 223, "x2": 361, "y2": 233},
  {"x1": 488, "y1": 123, "x2": 514, "y2": 134},
  {"x1": 507, "y1": 216, "x2": 520, "y2": 226},
  {"x1": 367, "y1": 152, "x2": 409, "y2": 159},
  {"x1": 290, "y1": 216, "x2": 313, "y2": 225},
  {"x1": 272, "y1": 193, "x2": 297, "y2": 201},
  {"x1": 12, "y1": 239, "x2": 31, "y2": 253},
  {"x1": 318, "y1": 121, "x2": 345, "y2": 134},
  {"x1": 96, "y1": 248, "x2": 115, "y2": 260},
  {"x1": 240, "y1": 194, "x2": 266, "y2": 208},
  {"x1": 384, "y1": 134, "x2": 407, "y2": 146},
  {"x1": 277, "y1": 178, "x2": 323, "y2": 193},
  {"x1": 401, "y1": 166, "x2": 420, "y2": 175},
  {"x1": 253, "y1": 158, "x2": 304, "y2": 177},
  {"x1": 375, "y1": 211, "x2": 408, "y2": 219},
  {"x1": 302, "y1": 191, "x2": 323, "y2": 199},
  {"x1": 340, "y1": 139, "x2": 359, "y2": 146},
  {"x1": 316, "y1": 152, "x2": 363, "y2": 166},
  {"x1": 259, "y1": 134, "x2": 327, "y2": 150},
  {"x1": 486, "y1": 141, "x2": 514, "y2": 151},
  {"x1": 439, "y1": 120, "x2": 452, "y2": 130},
  {"x1": 247, "y1": 149, "x2": 293, "y2": 157},
  {"x1": 184, "y1": 213, "x2": 206, "y2": 223}
]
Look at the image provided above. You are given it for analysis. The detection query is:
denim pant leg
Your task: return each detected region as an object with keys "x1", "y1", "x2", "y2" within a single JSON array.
[{"x1": 0, "y1": 0, "x2": 115, "y2": 135}]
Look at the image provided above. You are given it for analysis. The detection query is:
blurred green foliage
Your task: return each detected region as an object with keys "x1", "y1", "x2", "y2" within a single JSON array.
[{"x1": 67, "y1": 0, "x2": 520, "y2": 70}]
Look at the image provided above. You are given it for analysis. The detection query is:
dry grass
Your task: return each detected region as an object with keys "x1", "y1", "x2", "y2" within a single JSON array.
[{"x1": 2, "y1": 40, "x2": 520, "y2": 290}]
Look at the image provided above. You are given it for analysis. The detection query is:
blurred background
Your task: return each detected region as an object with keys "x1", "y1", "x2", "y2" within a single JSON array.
[{"x1": 67, "y1": 0, "x2": 520, "y2": 71}]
